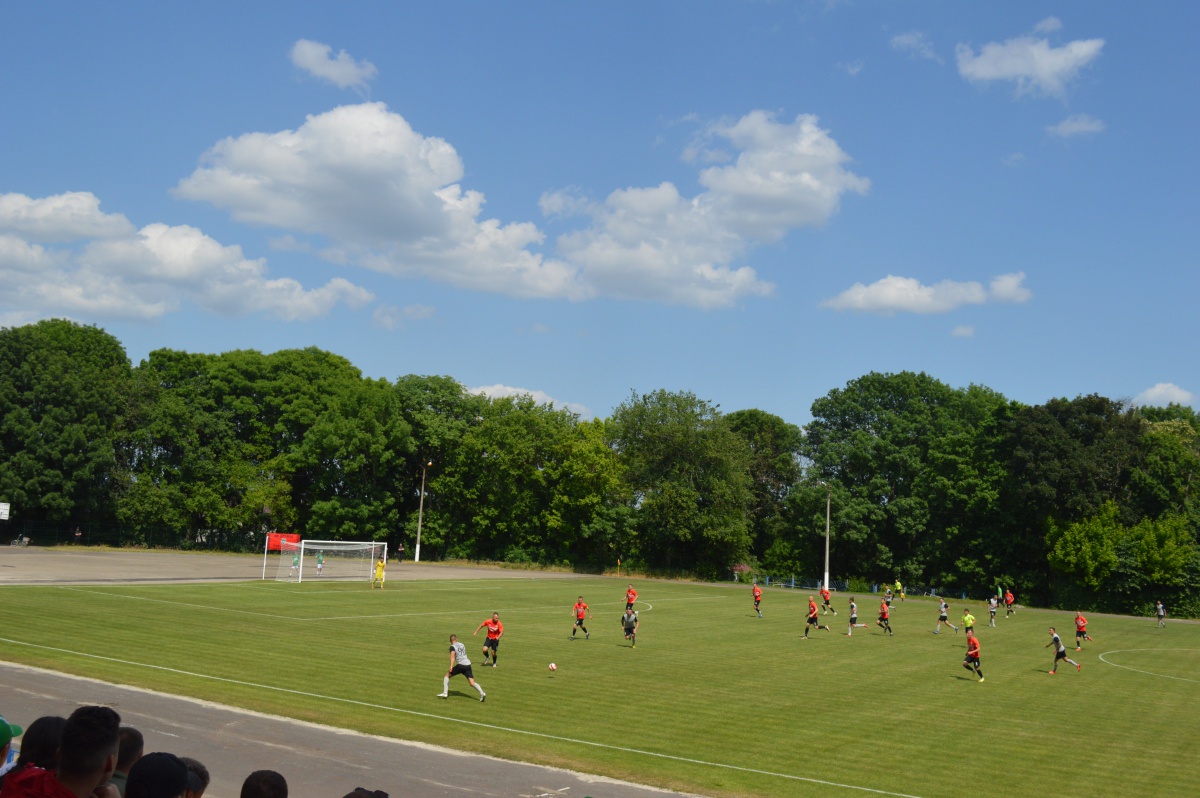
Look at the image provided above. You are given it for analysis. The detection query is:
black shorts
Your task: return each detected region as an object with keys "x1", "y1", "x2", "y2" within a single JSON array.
[
  {"x1": 806, "y1": 616, "x2": 819, "y2": 626},
  {"x1": 823, "y1": 599, "x2": 832, "y2": 606},
  {"x1": 754, "y1": 599, "x2": 761, "y2": 606},
  {"x1": 574, "y1": 618, "x2": 586, "y2": 627},
  {"x1": 626, "y1": 602, "x2": 635, "y2": 611},
  {"x1": 1055, "y1": 650, "x2": 1067, "y2": 661},
  {"x1": 989, "y1": 609, "x2": 997, "y2": 615},
  {"x1": 938, "y1": 614, "x2": 948, "y2": 622},
  {"x1": 484, "y1": 638, "x2": 499, "y2": 650},
  {"x1": 451, "y1": 664, "x2": 475, "y2": 679},
  {"x1": 849, "y1": 615, "x2": 858, "y2": 624},
  {"x1": 878, "y1": 614, "x2": 888, "y2": 623},
  {"x1": 1075, "y1": 630, "x2": 1085, "y2": 639},
  {"x1": 964, "y1": 655, "x2": 980, "y2": 666},
  {"x1": 623, "y1": 626, "x2": 636, "y2": 636}
]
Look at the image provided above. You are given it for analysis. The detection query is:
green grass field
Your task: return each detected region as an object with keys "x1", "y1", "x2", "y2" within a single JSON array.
[{"x1": 1, "y1": 575, "x2": 1196, "y2": 797}]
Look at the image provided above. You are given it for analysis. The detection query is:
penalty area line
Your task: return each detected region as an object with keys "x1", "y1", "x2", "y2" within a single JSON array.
[
  {"x1": 1097, "y1": 649, "x2": 1200, "y2": 684},
  {"x1": 0, "y1": 636, "x2": 925, "y2": 798}
]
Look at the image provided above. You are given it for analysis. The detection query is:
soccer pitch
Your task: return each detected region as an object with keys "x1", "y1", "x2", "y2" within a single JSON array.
[{"x1": 1, "y1": 576, "x2": 1196, "y2": 797}]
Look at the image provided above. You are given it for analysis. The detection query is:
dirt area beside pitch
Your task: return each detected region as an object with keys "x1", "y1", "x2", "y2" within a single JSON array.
[{"x1": 0, "y1": 546, "x2": 588, "y2": 586}]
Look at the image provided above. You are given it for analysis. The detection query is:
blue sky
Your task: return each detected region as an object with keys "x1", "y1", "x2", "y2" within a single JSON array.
[{"x1": 2, "y1": 2, "x2": 1196, "y2": 423}]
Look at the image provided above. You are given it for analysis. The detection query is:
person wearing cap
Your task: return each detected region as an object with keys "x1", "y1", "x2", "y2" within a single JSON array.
[
  {"x1": 108, "y1": 727, "x2": 143, "y2": 797},
  {"x1": 0, "y1": 715, "x2": 24, "y2": 786},
  {"x1": 125, "y1": 753, "x2": 202, "y2": 798},
  {"x1": 3, "y1": 705, "x2": 121, "y2": 798}
]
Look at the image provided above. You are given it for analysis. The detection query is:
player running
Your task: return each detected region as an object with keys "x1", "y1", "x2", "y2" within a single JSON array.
[
  {"x1": 371, "y1": 557, "x2": 385, "y2": 589},
  {"x1": 752, "y1": 583, "x2": 763, "y2": 617},
  {"x1": 569, "y1": 596, "x2": 590, "y2": 640},
  {"x1": 933, "y1": 599, "x2": 958, "y2": 634},
  {"x1": 894, "y1": 579, "x2": 905, "y2": 602},
  {"x1": 1074, "y1": 611, "x2": 1093, "y2": 651},
  {"x1": 438, "y1": 634, "x2": 486, "y2": 701},
  {"x1": 1046, "y1": 627, "x2": 1081, "y2": 674},
  {"x1": 625, "y1": 584, "x2": 638, "y2": 611},
  {"x1": 884, "y1": 587, "x2": 894, "y2": 610},
  {"x1": 1004, "y1": 589, "x2": 1016, "y2": 618},
  {"x1": 802, "y1": 596, "x2": 831, "y2": 639},
  {"x1": 473, "y1": 612, "x2": 504, "y2": 667},
  {"x1": 820, "y1": 585, "x2": 837, "y2": 615},
  {"x1": 961, "y1": 608, "x2": 976, "y2": 636},
  {"x1": 846, "y1": 598, "x2": 868, "y2": 636},
  {"x1": 621, "y1": 607, "x2": 639, "y2": 647},
  {"x1": 962, "y1": 630, "x2": 984, "y2": 682},
  {"x1": 1156, "y1": 600, "x2": 1167, "y2": 627},
  {"x1": 877, "y1": 598, "x2": 894, "y2": 636},
  {"x1": 988, "y1": 595, "x2": 999, "y2": 627}
]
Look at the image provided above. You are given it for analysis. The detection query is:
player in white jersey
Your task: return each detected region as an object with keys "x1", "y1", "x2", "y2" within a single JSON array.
[
  {"x1": 438, "y1": 634, "x2": 486, "y2": 701},
  {"x1": 1045, "y1": 627, "x2": 1081, "y2": 675},
  {"x1": 933, "y1": 599, "x2": 958, "y2": 634},
  {"x1": 845, "y1": 598, "x2": 868, "y2": 636},
  {"x1": 987, "y1": 595, "x2": 999, "y2": 627}
]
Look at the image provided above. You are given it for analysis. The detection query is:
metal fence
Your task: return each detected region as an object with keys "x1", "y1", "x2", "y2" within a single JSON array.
[{"x1": 1, "y1": 519, "x2": 263, "y2": 552}]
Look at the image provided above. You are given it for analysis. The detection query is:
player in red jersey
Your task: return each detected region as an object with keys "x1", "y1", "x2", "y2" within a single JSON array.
[
  {"x1": 473, "y1": 612, "x2": 504, "y2": 667},
  {"x1": 962, "y1": 629, "x2": 984, "y2": 682},
  {"x1": 1074, "y1": 611, "x2": 1093, "y2": 651},
  {"x1": 752, "y1": 583, "x2": 763, "y2": 617},
  {"x1": 625, "y1": 584, "x2": 638, "y2": 611},
  {"x1": 802, "y1": 596, "x2": 831, "y2": 639},
  {"x1": 569, "y1": 596, "x2": 590, "y2": 640},
  {"x1": 877, "y1": 598, "x2": 894, "y2": 636},
  {"x1": 819, "y1": 585, "x2": 837, "y2": 615},
  {"x1": 1004, "y1": 589, "x2": 1016, "y2": 618}
]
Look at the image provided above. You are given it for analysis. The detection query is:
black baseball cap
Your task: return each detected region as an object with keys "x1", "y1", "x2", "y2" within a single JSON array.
[{"x1": 126, "y1": 752, "x2": 204, "y2": 798}]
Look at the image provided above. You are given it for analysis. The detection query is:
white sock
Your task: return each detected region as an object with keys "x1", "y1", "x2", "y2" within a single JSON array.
[
  {"x1": 443, "y1": 676, "x2": 450, "y2": 692},
  {"x1": 474, "y1": 682, "x2": 485, "y2": 697}
]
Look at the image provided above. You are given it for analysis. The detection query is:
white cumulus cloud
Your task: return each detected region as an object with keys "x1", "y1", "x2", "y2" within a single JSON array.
[
  {"x1": 178, "y1": 104, "x2": 868, "y2": 309},
  {"x1": 290, "y1": 39, "x2": 378, "y2": 91},
  {"x1": 372, "y1": 303, "x2": 435, "y2": 330},
  {"x1": 952, "y1": 325, "x2": 975, "y2": 338},
  {"x1": 956, "y1": 23, "x2": 1104, "y2": 97},
  {"x1": 470, "y1": 383, "x2": 590, "y2": 418},
  {"x1": 0, "y1": 191, "x2": 373, "y2": 323},
  {"x1": 1134, "y1": 383, "x2": 1196, "y2": 407},
  {"x1": 891, "y1": 32, "x2": 943, "y2": 64},
  {"x1": 822, "y1": 272, "x2": 1031, "y2": 315},
  {"x1": 1047, "y1": 114, "x2": 1105, "y2": 138}
]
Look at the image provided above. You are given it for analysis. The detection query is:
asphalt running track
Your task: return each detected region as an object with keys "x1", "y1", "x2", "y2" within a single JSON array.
[{"x1": 0, "y1": 549, "x2": 693, "y2": 798}]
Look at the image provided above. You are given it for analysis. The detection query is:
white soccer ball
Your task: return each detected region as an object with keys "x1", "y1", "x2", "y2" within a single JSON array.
[{"x1": 548, "y1": 662, "x2": 557, "y2": 671}]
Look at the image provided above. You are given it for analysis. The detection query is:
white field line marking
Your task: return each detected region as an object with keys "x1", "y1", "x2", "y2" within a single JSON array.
[
  {"x1": 0, "y1": 636, "x2": 925, "y2": 798},
  {"x1": 52, "y1": 586, "x2": 720, "y2": 622},
  {"x1": 1097, "y1": 649, "x2": 1200, "y2": 684}
]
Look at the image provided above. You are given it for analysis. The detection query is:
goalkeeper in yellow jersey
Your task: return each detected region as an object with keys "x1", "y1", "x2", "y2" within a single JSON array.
[{"x1": 371, "y1": 557, "x2": 385, "y2": 589}]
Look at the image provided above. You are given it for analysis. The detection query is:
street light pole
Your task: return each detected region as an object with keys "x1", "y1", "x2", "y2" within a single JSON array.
[
  {"x1": 414, "y1": 460, "x2": 432, "y2": 563},
  {"x1": 819, "y1": 481, "x2": 831, "y2": 589}
]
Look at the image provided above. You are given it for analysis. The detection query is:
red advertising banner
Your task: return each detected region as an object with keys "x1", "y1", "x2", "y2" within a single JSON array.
[{"x1": 266, "y1": 532, "x2": 301, "y2": 551}]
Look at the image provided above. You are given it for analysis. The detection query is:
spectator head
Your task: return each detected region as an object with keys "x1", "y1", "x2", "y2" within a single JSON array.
[
  {"x1": 179, "y1": 757, "x2": 210, "y2": 798},
  {"x1": 14, "y1": 715, "x2": 65, "y2": 771},
  {"x1": 126, "y1": 752, "x2": 203, "y2": 798},
  {"x1": 240, "y1": 770, "x2": 287, "y2": 798},
  {"x1": 116, "y1": 726, "x2": 145, "y2": 775},
  {"x1": 0, "y1": 715, "x2": 23, "y2": 764},
  {"x1": 57, "y1": 705, "x2": 120, "y2": 783}
]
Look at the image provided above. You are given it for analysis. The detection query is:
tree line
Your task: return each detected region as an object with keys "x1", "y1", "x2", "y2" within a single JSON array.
[{"x1": 2, "y1": 319, "x2": 1197, "y2": 615}]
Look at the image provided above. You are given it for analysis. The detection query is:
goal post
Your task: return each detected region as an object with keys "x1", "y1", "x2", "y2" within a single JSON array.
[{"x1": 270, "y1": 539, "x2": 387, "y2": 582}]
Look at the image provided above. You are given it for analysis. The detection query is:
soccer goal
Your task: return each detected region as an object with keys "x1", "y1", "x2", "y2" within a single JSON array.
[{"x1": 270, "y1": 539, "x2": 387, "y2": 582}]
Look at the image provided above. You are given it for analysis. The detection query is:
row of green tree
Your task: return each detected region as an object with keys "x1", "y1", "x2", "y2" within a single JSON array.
[{"x1": 2, "y1": 320, "x2": 1197, "y2": 615}]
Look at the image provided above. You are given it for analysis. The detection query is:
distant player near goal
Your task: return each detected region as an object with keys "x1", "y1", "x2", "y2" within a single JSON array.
[
  {"x1": 290, "y1": 551, "x2": 300, "y2": 581},
  {"x1": 438, "y1": 634, "x2": 485, "y2": 702},
  {"x1": 474, "y1": 612, "x2": 504, "y2": 667},
  {"x1": 752, "y1": 583, "x2": 763, "y2": 617},
  {"x1": 371, "y1": 557, "x2": 385, "y2": 589},
  {"x1": 316, "y1": 550, "x2": 324, "y2": 577}
]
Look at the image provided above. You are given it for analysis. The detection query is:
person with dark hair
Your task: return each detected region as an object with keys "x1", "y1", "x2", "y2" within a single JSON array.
[
  {"x1": 239, "y1": 770, "x2": 287, "y2": 798},
  {"x1": 177, "y1": 759, "x2": 207, "y2": 798},
  {"x1": 0, "y1": 715, "x2": 24, "y2": 787},
  {"x1": 125, "y1": 753, "x2": 201, "y2": 798},
  {"x1": 3, "y1": 705, "x2": 120, "y2": 798},
  {"x1": 109, "y1": 728, "x2": 143, "y2": 797},
  {"x1": 437, "y1": 634, "x2": 486, "y2": 702},
  {"x1": 5, "y1": 715, "x2": 65, "y2": 783}
]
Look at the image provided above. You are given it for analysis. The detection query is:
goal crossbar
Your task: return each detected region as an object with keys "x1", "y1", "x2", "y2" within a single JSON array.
[{"x1": 267, "y1": 539, "x2": 387, "y2": 583}]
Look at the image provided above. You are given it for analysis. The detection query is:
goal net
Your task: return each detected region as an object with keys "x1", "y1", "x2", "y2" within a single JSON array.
[{"x1": 273, "y1": 540, "x2": 387, "y2": 582}]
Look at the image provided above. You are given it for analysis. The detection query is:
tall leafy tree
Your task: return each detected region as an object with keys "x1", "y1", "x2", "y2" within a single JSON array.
[
  {"x1": 607, "y1": 390, "x2": 752, "y2": 575},
  {"x1": 0, "y1": 319, "x2": 131, "y2": 523},
  {"x1": 725, "y1": 408, "x2": 803, "y2": 560}
]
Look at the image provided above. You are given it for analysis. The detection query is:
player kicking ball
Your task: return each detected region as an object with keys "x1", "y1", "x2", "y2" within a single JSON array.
[{"x1": 1046, "y1": 627, "x2": 1081, "y2": 674}]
